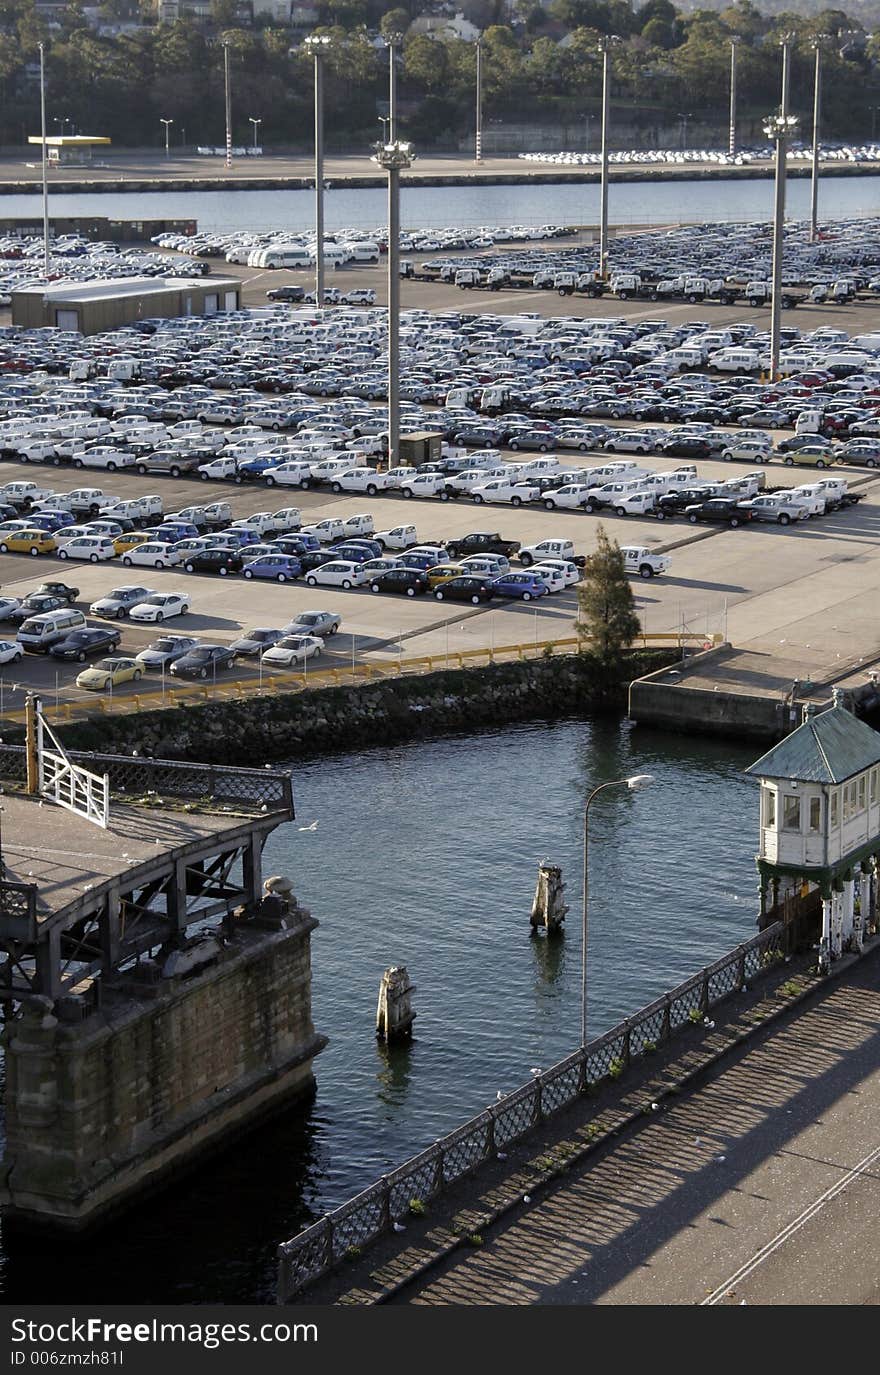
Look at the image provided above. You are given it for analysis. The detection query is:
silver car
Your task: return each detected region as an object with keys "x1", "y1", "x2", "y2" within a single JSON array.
[{"x1": 283, "y1": 610, "x2": 341, "y2": 638}]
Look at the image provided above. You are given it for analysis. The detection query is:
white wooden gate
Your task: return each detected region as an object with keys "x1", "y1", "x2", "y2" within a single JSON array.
[{"x1": 37, "y1": 711, "x2": 109, "y2": 828}]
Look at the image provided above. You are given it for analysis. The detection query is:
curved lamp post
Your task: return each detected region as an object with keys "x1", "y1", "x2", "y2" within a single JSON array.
[{"x1": 581, "y1": 773, "x2": 654, "y2": 1048}]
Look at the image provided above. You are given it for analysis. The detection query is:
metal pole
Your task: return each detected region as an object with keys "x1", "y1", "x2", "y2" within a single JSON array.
[
  {"x1": 39, "y1": 43, "x2": 49, "y2": 280},
  {"x1": 388, "y1": 37, "x2": 398, "y2": 144},
  {"x1": 810, "y1": 44, "x2": 823, "y2": 242},
  {"x1": 161, "y1": 118, "x2": 172, "y2": 159},
  {"x1": 599, "y1": 38, "x2": 612, "y2": 279},
  {"x1": 769, "y1": 39, "x2": 792, "y2": 383},
  {"x1": 475, "y1": 37, "x2": 483, "y2": 164},
  {"x1": 250, "y1": 117, "x2": 260, "y2": 151},
  {"x1": 223, "y1": 42, "x2": 232, "y2": 169},
  {"x1": 388, "y1": 159, "x2": 400, "y2": 467},
  {"x1": 314, "y1": 49, "x2": 325, "y2": 308},
  {"x1": 729, "y1": 39, "x2": 738, "y2": 157}
]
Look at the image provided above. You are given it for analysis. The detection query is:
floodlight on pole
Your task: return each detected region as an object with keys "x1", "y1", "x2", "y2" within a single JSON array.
[
  {"x1": 475, "y1": 35, "x2": 483, "y2": 164},
  {"x1": 764, "y1": 33, "x2": 796, "y2": 383},
  {"x1": 809, "y1": 37, "x2": 830, "y2": 242},
  {"x1": 304, "y1": 34, "x2": 331, "y2": 309},
  {"x1": 598, "y1": 35, "x2": 621, "y2": 281},
  {"x1": 38, "y1": 42, "x2": 49, "y2": 281},
  {"x1": 222, "y1": 40, "x2": 232, "y2": 169},
  {"x1": 371, "y1": 140, "x2": 415, "y2": 470},
  {"x1": 249, "y1": 116, "x2": 261, "y2": 151},
  {"x1": 160, "y1": 117, "x2": 173, "y2": 160},
  {"x1": 729, "y1": 37, "x2": 740, "y2": 157},
  {"x1": 383, "y1": 33, "x2": 404, "y2": 143}
]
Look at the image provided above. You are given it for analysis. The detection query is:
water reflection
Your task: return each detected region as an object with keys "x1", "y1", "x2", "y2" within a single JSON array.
[{"x1": 375, "y1": 1040, "x2": 415, "y2": 1110}]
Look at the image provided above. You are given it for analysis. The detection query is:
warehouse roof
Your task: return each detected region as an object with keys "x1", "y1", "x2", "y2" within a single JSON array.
[{"x1": 12, "y1": 277, "x2": 240, "y2": 303}]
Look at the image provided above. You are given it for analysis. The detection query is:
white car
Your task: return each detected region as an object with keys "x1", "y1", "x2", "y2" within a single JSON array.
[
  {"x1": 0, "y1": 596, "x2": 22, "y2": 619},
  {"x1": 620, "y1": 546, "x2": 671, "y2": 578},
  {"x1": 529, "y1": 564, "x2": 567, "y2": 593},
  {"x1": 228, "y1": 511, "x2": 277, "y2": 536},
  {"x1": 260, "y1": 634, "x2": 325, "y2": 667},
  {"x1": 303, "y1": 559, "x2": 369, "y2": 589},
  {"x1": 472, "y1": 479, "x2": 540, "y2": 507},
  {"x1": 531, "y1": 557, "x2": 581, "y2": 587},
  {"x1": 408, "y1": 544, "x2": 450, "y2": 564},
  {"x1": 329, "y1": 468, "x2": 396, "y2": 495},
  {"x1": 301, "y1": 518, "x2": 346, "y2": 543},
  {"x1": 128, "y1": 592, "x2": 191, "y2": 622},
  {"x1": 71, "y1": 447, "x2": 137, "y2": 472},
  {"x1": 263, "y1": 461, "x2": 313, "y2": 489},
  {"x1": 56, "y1": 535, "x2": 116, "y2": 562},
  {"x1": 120, "y1": 541, "x2": 183, "y2": 569},
  {"x1": 791, "y1": 484, "x2": 829, "y2": 517},
  {"x1": 602, "y1": 432, "x2": 654, "y2": 455},
  {"x1": 0, "y1": 638, "x2": 23, "y2": 664},
  {"x1": 540, "y1": 484, "x2": 591, "y2": 512},
  {"x1": 721, "y1": 441, "x2": 774, "y2": 464},
  {"x1": 375, "y1": 525, "x2": 418, "y2": 550},
  {"x1": 399, "y1": 472, "x2": 447, "y2": 498}
]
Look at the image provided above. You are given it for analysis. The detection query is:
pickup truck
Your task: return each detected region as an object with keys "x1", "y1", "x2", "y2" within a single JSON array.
[
  {"x1": 66, "y1": 488, "x2": 115, "y2": 516},
  {"x1": 618, "y1": 546, "x2": 671, "y2": 579},
  {"x1": 519, "y1": 538, "x2": 585, "y2": 568},
  {"x1": 444, "y1": 531, "x2": 521, "y2": 560},
  {"x1": 736, "y1": 493, "x2": 810, "y2": 525},
  {"x1": 135, "y1": 450, "x2": 205, "y2": 478}
]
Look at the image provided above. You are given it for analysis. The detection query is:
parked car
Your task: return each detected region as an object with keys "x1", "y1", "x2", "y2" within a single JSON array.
[
  {"x1": 128, "y1": 592, "x2": 191, "y2": 622},
  {"x1": 0, "y1": 529, "x2": 56, "y2": 556},
  {"x1": 120, "y1": 541, "x2": 182, "y2": 569},
  {"x1": 303, "y1": 560, "x2": 369, "y2": 589},
  {"x1": 369, "y1": 568, "x2": 430, "y2": 596},
  {"x1": 283, "y1": 610, "x2": 341, "y2": 638},
  {"x1": 229, "y1": 627, "x2": 286, "y2": 657},
  {"x1": 169, "y1": 644, "x2": 237, "y2": 678},
  {"x1": 76, "y1": 656, "x2": 144, "y2": 691},
  {"x1": 34, "y1": 582, "x2": 79, "y2": 604},
  {"x1": 684, "y1": 498, "x2": 751, "y2": 527},
  {"x1": 432, "y1": 575, "x2": 495, "y2": 604},
  {"x1": 182, "y1": 548, "x2": 245, "y2": 576},
  {"x1": 49, "y1": 626, "x2": 122, "y2": 662},
  {"x1": 56, "y1": 535, "x2": 115, "y2": 563},
  {"x1": 444, "y1": 531, "x2": 520, "y2": 560},
  {"x1": 135, "y1": 635, "x2": 200, "y2": 670},
  {"x1": 241, "y1": 553, "x2": 303, "y2": 582},
  {"x1": 489, "y1": 570, "x2": 549, "y2": 600},
  {"x1": 0, "y1": 638, "x2": 23, "y2": 664},
  {"x1": 260, "y1": 634, "x2": 325, "y2": 668},
  {"x1": 89, "y1": 586, "x2": 156, "y2": 619}
]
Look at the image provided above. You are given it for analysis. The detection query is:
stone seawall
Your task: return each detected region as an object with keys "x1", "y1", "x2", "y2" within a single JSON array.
[{"x1": 36, "y1": 651, "x2": 675, "y2": 766}]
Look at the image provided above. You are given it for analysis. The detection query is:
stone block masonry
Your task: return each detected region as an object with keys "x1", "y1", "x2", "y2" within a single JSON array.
[{"x1": 1, "y1": 915, "x2": 326, "y2": 1230}]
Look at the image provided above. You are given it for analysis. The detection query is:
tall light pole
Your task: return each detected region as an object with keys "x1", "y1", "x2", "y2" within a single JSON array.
[
  {"x1": 384, "y1": 32, "x2": 403, "y2": 143},
  {"x1": 249, "y1": 116, "x2": 261, "y2": 151},
  {"x1": 809, "y1": 37, "x2": 830, "y2": 242},
  {"x1": 38, "y1": 42, "x2": 49, "y2": 281},
  {"x1": 160, "y1": 117, "x2": 173, "y2": 160},
  {"x1": 729, "y1": 37, "x2": 739, "y2": 157},
  {"x1": 372, "y1": 139, "x2": 414, "y2": 470},
  {"x1": 581, "y1": 775, "x2": 654, "y2": 1048},
  {"x1": 765, "y1": 35, "x2": 796, "y2": 383},
  {"x1": 677, "y1": 111, "x2": 692, "y2": 150},
  {"x1": 223, "y1": 40, "x2": 232, "y2": 169},
  {"x1": 475, "y1": 35, "x2": 483, "y2": 164},
  {"x1": 305, "y1": 35, "x2": 330, "y2": 309},
  {"x1": 598, "y1": 35, "x2": 620, "y2": 280}
]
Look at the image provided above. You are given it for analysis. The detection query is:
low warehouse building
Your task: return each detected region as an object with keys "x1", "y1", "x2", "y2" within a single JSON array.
[{"x1": 11, "y1": 276, "x2": 241, "y2": 334}]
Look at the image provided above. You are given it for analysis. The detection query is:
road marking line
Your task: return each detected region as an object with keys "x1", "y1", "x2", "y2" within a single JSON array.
[{"x1": 701, "y1": 1140, "x2": 880, "y2": 1304}]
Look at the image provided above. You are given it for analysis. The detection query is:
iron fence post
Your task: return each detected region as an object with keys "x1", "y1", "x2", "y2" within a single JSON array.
[
  {"x1": 535, "y1": 1077, "x2": 544, "y2": 1124},
  {"x1": 486, "y1": 1109, "x2": 496, "y2": 1157},
  {"x1": 380, "y1": 1175, "x2": 391, "y2": 1231},
  {"x1": 699, "y1": 971, "x2": 710, "y2": 1014},
  {"x1": 736, "y1": 945, "x2": 747, "y2": 990},
  {"x1": 661, "y1": 997, "x2": 671, "y2": 1042},
  {"x1": 433, "y1": 1145, "x2": 445, "y2": 1194},
  {"x1": 622, "y1": 1020, "x2": 632, "y2": 1067}
]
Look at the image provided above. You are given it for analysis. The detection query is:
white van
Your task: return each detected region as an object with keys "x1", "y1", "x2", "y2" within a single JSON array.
[
  {"x1": 344, "y1": 241, "x2": 380, "y2": 264},
  {"x1": 18, "y1": 607, "x2": 87, "y2": 651},
  {"x1": 263, "y1": 247, "x2": 312, "y2": 270}
]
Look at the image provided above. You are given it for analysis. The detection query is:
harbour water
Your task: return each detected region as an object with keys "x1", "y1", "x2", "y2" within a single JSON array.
[
  {"x1": 1, "y1": 173, "x2": 878, "y2": 234},
  {"x1": 1, "y1": 716, "x2": 759, "y2": 1303}
]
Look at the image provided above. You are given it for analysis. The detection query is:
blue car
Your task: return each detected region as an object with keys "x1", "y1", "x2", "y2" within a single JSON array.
[
  {"x1": 27, "y1": 511, "x2": 76, "y2": 532},
  {"x1": 275, "y1": 534, "x2": 321, "y2": 556},
  {"x1": 332, "y1": 537, "x2": 383, "y2": 558},
  {"x1": 241, "y1": 553, "x2": 302, "y2": 583},
  {"x1": 154, "y1": 521, "x2": 200, "y2": 542},
  {"x1": 489, "y1": 571, "x2": 549, "y2": 601},
  {"x1": 330, "y1": 543, "x2": 374, "y2": 564},
  {"x1": 235, "y1": 456, "x2": 284, "y2": 480},
  {"x1": 399, "y1": 552, "x2": 438, "y2": 572}
]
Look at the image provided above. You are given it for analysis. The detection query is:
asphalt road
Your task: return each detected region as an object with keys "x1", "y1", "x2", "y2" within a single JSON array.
[{"x1": 388, "y1": 950, "x2": 880, "y2": 1305}]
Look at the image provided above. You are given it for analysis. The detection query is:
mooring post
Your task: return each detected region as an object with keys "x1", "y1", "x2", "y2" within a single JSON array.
[
  {"x1": 25, "y1": 693, "x2": 39, "y2": 795},
  {"x1": 530, "y1": 861, "x2": 568, "y2": 934},
  {"x1": 376, "y1": 966, "x2": 416, "y2": 1042}
]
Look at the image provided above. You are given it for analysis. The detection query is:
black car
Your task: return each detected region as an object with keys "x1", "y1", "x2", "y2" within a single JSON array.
[
  {"x1": 181, "y1": 548, "x2": 244, "y2": 576},
  {"x1": 433, "y1": 575, "x2": 495, "y2": 604},
  {"x1": 9, "y1": 592, "x2": 69, "y2": 623},
  {"x1": 35, "y1": 582, "x2": 79, "y2": 604},
  {"x1": 49, "y1": 626, "x2": 122, "y2": 662},
  {"x1": 684, "y1": 498, "x2": 751, "y2": 527},
  {"x1": 266, "y1": 285, "x2": 306, "y2": 303},
  {"x1": 169, "y1": 644, "x2": 238, "y2": 678},
  {"x1": 298, "y1": 550, "x2": 338, "y2": 573},
  {"x1": 369, "y1": 568, "x2": 430, "y2": 597},
  {"x1": 444, "y1": 531, "x2": 521, "y2": 560},
  {"x1": 654, "y1": 487, "x2": 723, "y2": 519},
  {"x1": 660, "y1": 437, "x2": 712, "y2": 459}
]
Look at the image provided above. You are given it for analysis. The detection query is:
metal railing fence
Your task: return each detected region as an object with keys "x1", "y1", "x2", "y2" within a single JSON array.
[{"x1": 277, "y1": 917, "x2": 794, "y2": 1301}]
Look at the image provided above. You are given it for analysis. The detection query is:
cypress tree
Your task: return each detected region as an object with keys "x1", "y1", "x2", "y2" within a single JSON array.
[{"x1": 576, "y1": 523, "x2": 641, "y2": 667}]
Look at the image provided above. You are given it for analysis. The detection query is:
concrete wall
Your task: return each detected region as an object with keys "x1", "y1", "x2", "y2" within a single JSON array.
[
  {"x1": 628, "y1": 652, "x2": 794, "y2": 742},
  {"x1": 1, "y1": 912, "x2": 325, "y2": 1229}
]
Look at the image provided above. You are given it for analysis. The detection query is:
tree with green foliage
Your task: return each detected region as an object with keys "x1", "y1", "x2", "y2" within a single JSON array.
[{"x1": 577, "y1": 525, "x2": 641, "y2": 667}]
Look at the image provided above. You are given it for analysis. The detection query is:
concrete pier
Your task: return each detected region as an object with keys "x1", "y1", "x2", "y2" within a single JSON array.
[{"x1": 0, "y1": 748, "x2": 325, "y2": 1230}]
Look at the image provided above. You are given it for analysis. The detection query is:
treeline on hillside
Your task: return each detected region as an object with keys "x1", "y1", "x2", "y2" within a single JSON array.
[{"x1": 0, "y1": 0, "x2": 877, "y2": 150}]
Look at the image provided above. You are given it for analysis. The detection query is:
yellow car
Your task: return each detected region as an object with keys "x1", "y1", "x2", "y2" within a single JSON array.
[
  {"x1": 0, "y1": 529, "x2": 57, "y2": 556},
  {"x1": 76, "y1": 656, "x2": 144, "y2": 692},
  {"x1": 426, "y1": 562, "x2": 467, "y2": 588},
  {"x1": 114, "y1": 531, "x2": 152, "y2": 556}
]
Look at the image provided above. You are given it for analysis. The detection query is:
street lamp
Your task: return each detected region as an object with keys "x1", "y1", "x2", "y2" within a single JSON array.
[
  {"x1": 598, "y1": 35, "x2": 621, "y2": 280},
  {"x1": 38, "y1": 42, "x2": 49, "y2": 281},
  {"x1": 160, "y1": 117, "x2": 173, "y2": 160},
  {"x1": 764, "y1": 34, "x2": 796, "y2": 383},
  {"x1": 383, "y1": 32, "x2": 404, "y2": 143},
  {"x1": 677, "y1": 111, "x2": 692, "y2": 150},
  {"x1": 222, "y1": 39, "x2": 232, "y2": 169},
  {"x1": 249, "y1": 116, "x2": 261, "y2": 152},
  {"x1": 304, "y1": 34, "x2": 331, "y2": 309},
  {"x1": 809, "y1": 37, "x2": 831, "y2": 242},
  {"x1": 371, "y1": 139, "x2": 414, "y2": 470},
  {"x1": 581, "y1": 774, "x2": 654, "y2": 1047},
  {"x1": 729, "y1": 37, "x2": 740, "y2": 157},
  {"x1": 475, "y1": 34, "x2": 483, "y2": 164}
]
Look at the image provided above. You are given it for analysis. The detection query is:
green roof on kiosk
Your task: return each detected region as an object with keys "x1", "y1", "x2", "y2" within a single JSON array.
[{"x1": 745, "y1": 704, "x2": 880, "y2": 785}]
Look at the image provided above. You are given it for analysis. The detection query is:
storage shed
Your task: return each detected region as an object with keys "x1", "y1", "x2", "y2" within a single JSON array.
[{"x1": 11, "y1": 277, "x2": 241, "y2": 335}]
